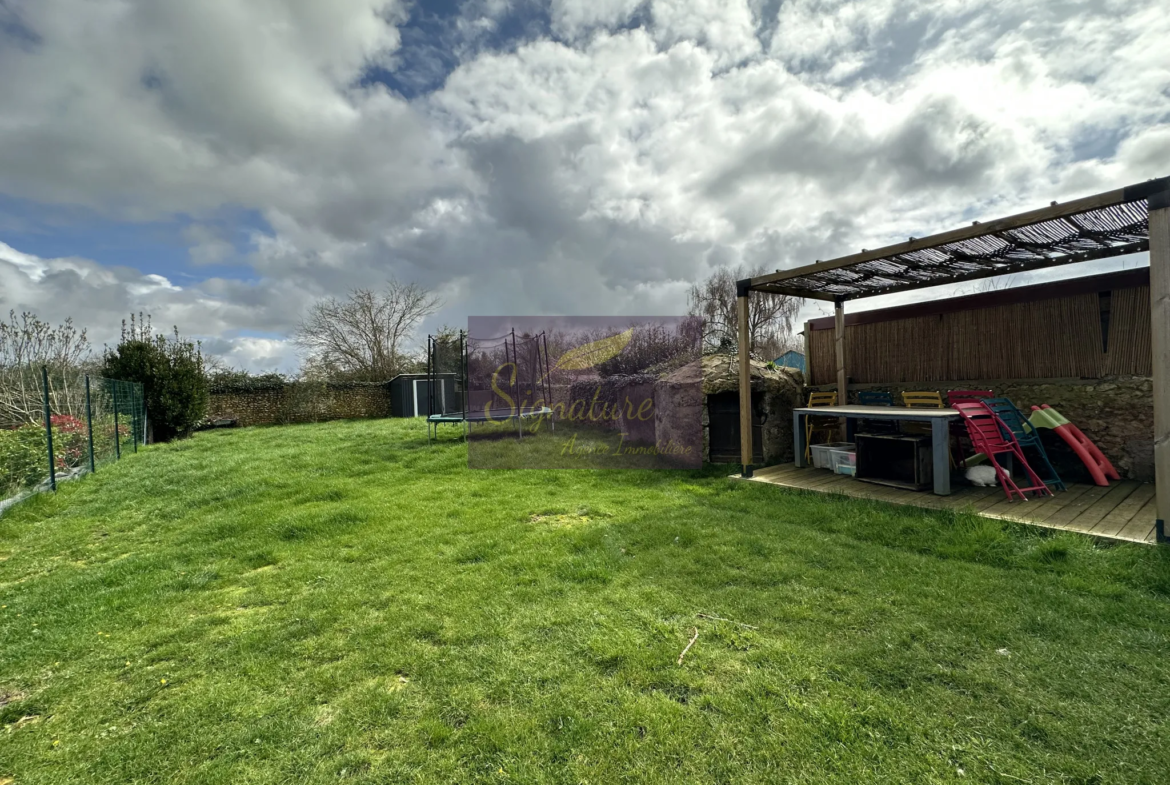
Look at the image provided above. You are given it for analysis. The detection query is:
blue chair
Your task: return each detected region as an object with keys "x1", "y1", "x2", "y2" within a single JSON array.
[
  {"x1": 858, "y1": 390, "x2": 894, "y2": 406},
  {"x1": 856, "y1": 390, "x2": 898, "y2": 434},
  {"x1": 985, "y1": 397, "x2": 1066, "y2": 491}
]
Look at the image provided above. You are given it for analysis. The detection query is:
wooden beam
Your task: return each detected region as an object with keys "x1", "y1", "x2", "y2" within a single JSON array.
[
  {"x1": 834, "y1": 301, "x2": 847, "y2": 409},
  {"x1": 752, "y1": 283, "x2": 839, "y2": 301},
  {"x1": 802, "y1": 320, "x2": 812, "y2": 385},
  {"x1": 748, "y1": 177, "x2": 1168, "y2": 291},
  {"x1": 738, "y1": 291, "x2": 753, "y2": 476},
  {"x1": 1150, "y1": 190, "x2": 1170, "y2": 541}
]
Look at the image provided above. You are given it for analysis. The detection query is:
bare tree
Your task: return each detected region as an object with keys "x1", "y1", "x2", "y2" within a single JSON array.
[
  {"x1": 294, "y1": 280, "x2": 440, "y2": 381},
  {"x1": 0, "y1": 311, "x2": 90, "y2": 370},
  {"x1": 688, "y1": 265, "x2": 801, "y2": 359},
  {"x1": 0, "y1": 311, "x2": 92, "y2": 424}
]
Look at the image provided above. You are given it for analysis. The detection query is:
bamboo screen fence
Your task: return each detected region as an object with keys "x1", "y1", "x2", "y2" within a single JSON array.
[{"x1": 807, "y1": 284, "x2": 1152, "y2": 386}]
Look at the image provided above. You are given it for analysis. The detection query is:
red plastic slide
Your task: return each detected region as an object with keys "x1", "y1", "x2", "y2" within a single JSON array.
[{"x1": 1028, "y1": 404, "x2": 1120, "y2": 487}]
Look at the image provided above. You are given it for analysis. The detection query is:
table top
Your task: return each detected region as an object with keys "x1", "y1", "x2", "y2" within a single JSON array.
[{"x1": 793, "y1": 405, "x2": 960, "y2": 418}]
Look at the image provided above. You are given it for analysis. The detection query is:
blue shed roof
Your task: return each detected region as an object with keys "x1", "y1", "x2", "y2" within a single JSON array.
[{"x1": 774, "y1": 350, "x2": 805, "y2": 372}]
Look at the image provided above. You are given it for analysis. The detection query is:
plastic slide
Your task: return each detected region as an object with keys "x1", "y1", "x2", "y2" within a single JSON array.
[{"x1": 1028, "y1": 404, "x2": 1120, "y2": 487}]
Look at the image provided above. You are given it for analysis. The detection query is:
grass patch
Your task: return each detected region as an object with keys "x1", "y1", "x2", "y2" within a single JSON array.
[{"x1": 1, "y1": 418, "x2": 1169, "y2": 783}]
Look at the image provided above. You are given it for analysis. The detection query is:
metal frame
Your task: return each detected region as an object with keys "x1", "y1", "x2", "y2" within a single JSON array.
[{"x1": 426, "y1": 328, "x2": 554, "y2": 443}]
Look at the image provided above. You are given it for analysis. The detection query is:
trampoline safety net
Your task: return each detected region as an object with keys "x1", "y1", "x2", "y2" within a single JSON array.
[
  {"x1": 426, "y1": 332, "x2": 465, "y2": 417},
  {"x1": 427, "y1": 329, "x2": 552, "y2": 420}
]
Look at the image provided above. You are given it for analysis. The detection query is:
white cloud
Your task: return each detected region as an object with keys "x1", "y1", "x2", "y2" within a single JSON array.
[
  {"x1": 0, "y1": 241, "x2": 313, "y2": 370},
  {"x1": 651, "y1": 0, "x2": 759, "y2": 67},
  {"x1": 0, "y1": 0, "x2": 1167, "y2": 371},
  {"x1": 205, "y1": 336, "x2": 300, "y2": 375},
  {"x1": 550, "y1": 0, "x2": 644, "y2": 40}
]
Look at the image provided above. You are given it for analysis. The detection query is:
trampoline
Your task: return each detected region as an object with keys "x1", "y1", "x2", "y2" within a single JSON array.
[{"x1": 426, "y1": 328, "x2": 554, "y2": 441}]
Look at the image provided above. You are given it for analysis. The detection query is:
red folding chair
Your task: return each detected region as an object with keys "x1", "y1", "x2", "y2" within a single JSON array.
[
  {"x1": 953, "y1": 402, "x2": 1053, "y2": 502},
  {"x1": 947, "y1": 390, "x2": 994, "y2": 406},
  {"x1": 947, "y1": 390, "x2": 994, "y2": 467}
]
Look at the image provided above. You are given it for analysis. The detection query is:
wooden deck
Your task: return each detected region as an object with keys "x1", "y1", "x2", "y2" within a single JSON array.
[{"x1": 737, "y1": 464, "x2": 1159, "y2": 544}]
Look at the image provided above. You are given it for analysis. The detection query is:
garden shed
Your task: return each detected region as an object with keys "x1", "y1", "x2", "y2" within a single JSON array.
[
  {"x1": 390, "y1": 373, "x2": 457, "y2": 418},
  {"x1": 774, "y1": 350, "x2": 806, "y2": 373}
]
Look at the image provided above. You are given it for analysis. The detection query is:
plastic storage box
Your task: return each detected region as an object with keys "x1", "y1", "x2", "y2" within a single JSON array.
[
  {"x1": 810, "y1": 442, "x2": 854, "y2": 470},
  {"x1": 830, "y1": 449, "x2": 857, "y2": 475}
]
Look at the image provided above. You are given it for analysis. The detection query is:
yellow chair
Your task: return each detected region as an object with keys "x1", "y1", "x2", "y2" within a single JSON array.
[
  {"x1": 805, "y1": 391, "x2": 840, "y2": 463},
  {"x1": 901, "y1": 391, "x2": 945, "y2": 409}
]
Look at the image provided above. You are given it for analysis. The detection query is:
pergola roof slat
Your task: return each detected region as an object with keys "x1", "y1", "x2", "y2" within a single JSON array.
[{"x1": 748, "y1": 177, "x2": 1169, "y2": 301}]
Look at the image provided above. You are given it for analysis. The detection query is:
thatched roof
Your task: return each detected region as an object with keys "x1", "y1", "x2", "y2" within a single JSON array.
[{"x1": 662, "y1": 354, "x2": 802, "y2": 395}]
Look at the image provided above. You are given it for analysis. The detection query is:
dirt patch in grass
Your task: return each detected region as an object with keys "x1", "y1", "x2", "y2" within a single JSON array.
[
  {"x1": 0, "y1": 690, "x2": 26, "y2": 708},
  {"x1": 529, "y1": 512, "x2": 593, "y2": 527},
  {"x1": 529, "y1": 506, "x2": 604, "y2": 527},
  {"x1": 314, "y1": 704, "x2": 336, "y2": 727}
]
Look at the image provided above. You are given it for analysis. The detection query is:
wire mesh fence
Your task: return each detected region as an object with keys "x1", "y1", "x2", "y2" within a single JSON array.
[{"x1": 1, "y1": 366, "x2": 145, "y2": 512}]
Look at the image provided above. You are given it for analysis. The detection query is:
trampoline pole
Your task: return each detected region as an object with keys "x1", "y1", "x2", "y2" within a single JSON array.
[
  {"x1": 513, "y1": 328, "x2": 522, "y2": 439},
  {"x1": 542, "y1": 332, "x2": 554, "y2": 431},
  {"x1": 504, "y1": 333, "x2": 511, "y2": 421},
  {"x1": 512, "y1": 328, "x2": 519, "y2": 416},
  {"x1": 463, "y1": 331, "x2": 468, "y2": 440}
]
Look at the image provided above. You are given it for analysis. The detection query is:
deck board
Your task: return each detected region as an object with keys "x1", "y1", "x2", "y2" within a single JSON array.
[
  {"x1": 734, "y1": 463, "x2": 1157, "y2": 545},
  {"x1": 1090, "y1": 484, "x2": 1157, "y2": 537},
  {"x1": 1045, "y1": 484, "x2": 1118, "y2": 528},
  {"x1": 1068, "y1": 482, "x2": 1142, "y2": 533},
  {"x1": 1116, "y1": 498, "x2": 1159, "y2": 543}
]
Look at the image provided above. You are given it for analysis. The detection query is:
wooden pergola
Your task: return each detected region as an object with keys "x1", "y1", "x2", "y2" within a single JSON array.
[{"x1": 735, "y1": 175, "x2": 1170, "y2": 541}]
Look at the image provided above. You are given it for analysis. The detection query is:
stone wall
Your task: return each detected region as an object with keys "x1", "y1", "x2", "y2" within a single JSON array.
[
  {"x1": 655, "y1": 366, "x2": 704, "y2": 462},
  {"x1": 815, "y1": 377, "x2": 1153, "y2": 481},
  {"x1": 207, "y1": 381, "x2": 393, "y2": 427}
]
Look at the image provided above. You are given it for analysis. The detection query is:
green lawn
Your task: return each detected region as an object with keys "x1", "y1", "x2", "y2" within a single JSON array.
[{"x1": 2, "y1": 419, "x2": 1169, "y2": 784}]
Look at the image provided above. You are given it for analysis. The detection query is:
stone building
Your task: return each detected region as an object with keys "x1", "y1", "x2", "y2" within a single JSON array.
[{"x1": 656, "y1": 354, "x2": 804, "y2": 465}]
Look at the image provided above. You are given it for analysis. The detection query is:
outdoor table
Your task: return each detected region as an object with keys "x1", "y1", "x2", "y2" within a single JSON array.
[{"x1": 792, "y1": 405, "x2": 961, "y2": 495}]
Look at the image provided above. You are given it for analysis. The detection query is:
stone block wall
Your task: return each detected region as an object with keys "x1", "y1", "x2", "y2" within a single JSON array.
[
  {"x1": 207, "y1": 381, "x2": 393, "y2": 427},
  {"x1": 820, "y1": 377, "x2": 1153, "y2": 480}
]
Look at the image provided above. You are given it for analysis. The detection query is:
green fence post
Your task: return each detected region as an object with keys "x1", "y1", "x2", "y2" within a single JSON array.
[
  {"x1": 132, "y1": 384, "x2": 138, "y2": 454},
  {"x1": 85, "y1": 375, "x2": 96, "y2": 473},
  {"x1": 42, "y1": 365, "x2": 56, "y2": 492},
  {"x1": 112, "y1": 381, "x2": 121, "y2": 460}
]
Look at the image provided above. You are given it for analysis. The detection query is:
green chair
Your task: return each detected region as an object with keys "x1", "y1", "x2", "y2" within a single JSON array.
[{"x1": 986, "y1": 398, "x2": 1066, "y2": 491}]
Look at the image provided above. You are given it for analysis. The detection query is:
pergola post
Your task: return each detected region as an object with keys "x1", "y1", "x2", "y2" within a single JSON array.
[
  {"x1": 834, "y1": 300, "x2": 847, "y2": 404},
  {"x1": 737, "y1": 280, "x2": 753, "y2": 477},
  {"x1": 1150, "y1": 190, "x2": 1170, "y2": 542},
  {"x1": 802, "y1": 320, "x2": 812, "y2": 383}
]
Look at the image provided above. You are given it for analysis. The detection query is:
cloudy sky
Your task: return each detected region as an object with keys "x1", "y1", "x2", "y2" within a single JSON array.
[{"x1": 1, "y1": 0, "x2": 1167, "y2": 372}]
